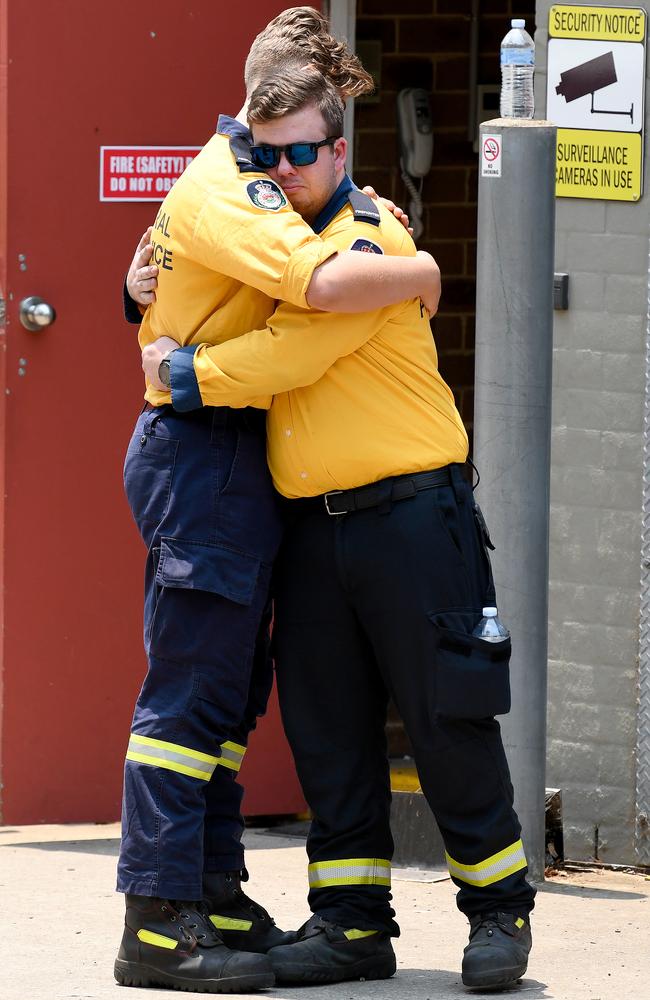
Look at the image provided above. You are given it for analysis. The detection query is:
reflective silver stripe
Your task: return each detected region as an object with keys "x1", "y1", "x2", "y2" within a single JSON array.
[
  {"x1": 308, "y1": 858, "x2": 392, "y2": 888},
  {"x1": 217, "y1": 741, "x2": 246, "y2": 772},
  {"x1": 126, "y1": 734, "x2": 219, "y2": 781},
  {"x1": 445, "y1": 839, "x2": 527, "y2": 888}
]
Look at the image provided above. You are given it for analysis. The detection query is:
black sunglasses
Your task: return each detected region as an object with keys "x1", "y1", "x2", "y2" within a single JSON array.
[{"x1": 250, "y1": 136, "x2": 339, "y2": 169}]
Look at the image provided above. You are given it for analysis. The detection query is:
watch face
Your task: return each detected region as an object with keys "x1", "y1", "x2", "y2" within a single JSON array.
[{"x1": 159, "y1": 359, "x2": 171, "y2": 388}]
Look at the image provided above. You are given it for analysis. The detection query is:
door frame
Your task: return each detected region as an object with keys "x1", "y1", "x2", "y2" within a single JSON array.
[{"x1": 327, "y1": 0, "x2": 357, "y2": 176}]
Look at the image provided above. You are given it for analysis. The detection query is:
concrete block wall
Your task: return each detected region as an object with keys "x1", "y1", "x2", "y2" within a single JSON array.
[{"x1": 536, "y1": 0, "x2": 649, "y2": 862}]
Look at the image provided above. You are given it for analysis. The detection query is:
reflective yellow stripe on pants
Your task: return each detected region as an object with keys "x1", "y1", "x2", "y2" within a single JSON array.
[
  {"x1": 308, "y1": 858, "x2": 392, "y2": 889},
  {"x1": 445, "y1": 839, "x2": 527, "y2": 888},
  {"x1": 216, "y1": 740, "x2": 246, "y2": 772}
]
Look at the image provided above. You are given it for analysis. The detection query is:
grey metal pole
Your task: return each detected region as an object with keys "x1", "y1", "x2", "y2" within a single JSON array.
[{"x1": 473, "y1": 119, "x2": 557, "y2": 882}]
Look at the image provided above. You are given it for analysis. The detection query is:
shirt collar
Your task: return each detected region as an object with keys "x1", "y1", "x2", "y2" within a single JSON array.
[
  {"x1": 311, "y1": 174, "x2": 356, "y2": 235},
  {"x1": 216, "y1": 114, "x2": 251, "y2": 142}
]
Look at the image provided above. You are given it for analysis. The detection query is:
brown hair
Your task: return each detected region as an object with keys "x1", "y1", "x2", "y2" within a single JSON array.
[
  {"x1": 244, "y1": 6, "x2": 374, "y2": 100},
  {"x1": 248, "y1": 68, "x2": 345, "y2": 138}
]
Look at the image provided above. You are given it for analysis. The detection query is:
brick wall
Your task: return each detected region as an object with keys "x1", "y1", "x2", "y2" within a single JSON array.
[
  {"x1": 353, "y1": 0, "x2": 535, "y2": 435},
  {"x1": 536, "y1": 0, "x2": 649, "y2": 863}
]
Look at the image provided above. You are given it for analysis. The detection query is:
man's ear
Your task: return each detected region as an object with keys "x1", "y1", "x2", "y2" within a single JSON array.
[{"x1": 333, "y1": 136, "x2": 347, "y2": 171}]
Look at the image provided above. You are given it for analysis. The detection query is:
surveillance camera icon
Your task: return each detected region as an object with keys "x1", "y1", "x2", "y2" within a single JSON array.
[{"x1": 555, "y1": 51, "x2": 634, "y2": 122}]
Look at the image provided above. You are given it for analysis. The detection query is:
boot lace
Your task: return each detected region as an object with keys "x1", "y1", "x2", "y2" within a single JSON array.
[
  {"x1": 168, "y1": 900, "x2": 217, "y2": 944},
  {"x1": 224, "y1": 873, "x2": 275, "y2": 925},
  {"x1": 471, "y1": 912, "x2": 500, "y2": 940}
]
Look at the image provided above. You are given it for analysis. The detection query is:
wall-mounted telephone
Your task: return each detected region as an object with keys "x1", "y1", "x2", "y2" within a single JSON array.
[
  {"x1": 397, "y1": 89, "x2": 433, "y2": 240},
  {"x1": 397, "y1": 88, "x2": 433, "y2": 177}
]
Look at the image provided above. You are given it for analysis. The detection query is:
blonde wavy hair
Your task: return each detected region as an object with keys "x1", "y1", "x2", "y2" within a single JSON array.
[{"x1": 244, "y1": 6, "x2": 374, "y2": 100}]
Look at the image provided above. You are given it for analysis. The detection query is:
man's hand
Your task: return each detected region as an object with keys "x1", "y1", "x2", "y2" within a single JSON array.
[
  {"x1": 362, "y1": 185, "x2": 413, "y2": 235},
  {"x1": 127, "y1": 227, "x2": 159, "y2": 306},
  {"x1": 415, "y1": 250, "x2": 441, "y2": 317},
  {"x1": 141, "y1": 335, "x2": 180, "y2": 391}
]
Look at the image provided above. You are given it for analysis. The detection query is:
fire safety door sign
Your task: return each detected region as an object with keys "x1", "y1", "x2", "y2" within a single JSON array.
[
  {"x1": 547, "y1": 5, "x2": 646, "y2": 201},
  {"x1": 99, "y1": 146, "x2": 201, "y2": 202}
]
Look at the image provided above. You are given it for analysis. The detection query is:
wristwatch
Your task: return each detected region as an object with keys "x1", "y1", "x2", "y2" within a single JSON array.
[{"x1": 158, "y1": 353, "x2": 174, "y2": 388}]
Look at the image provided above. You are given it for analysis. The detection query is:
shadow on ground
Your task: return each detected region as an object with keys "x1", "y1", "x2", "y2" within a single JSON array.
[
  {"x1": 1, "y1": 827, "x2": 300, "y2": 857},
  {"x1": 267, "y1": 970, "x2": 549, "y2": 999},
  {"x1": 539, "y1": 878, "x2": 646, "y2": 901},
  {"x1": 2, "y1": 838, "x2": 121, "y2": 855}
]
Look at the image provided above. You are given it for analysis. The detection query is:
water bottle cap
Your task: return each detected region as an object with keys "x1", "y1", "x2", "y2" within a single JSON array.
[
  {"x1": 511, "y1": 18, "x2": 526, "y2": 28},
  {"x1": 482, "y1": 607, "x2": 498, "y2": 617}
]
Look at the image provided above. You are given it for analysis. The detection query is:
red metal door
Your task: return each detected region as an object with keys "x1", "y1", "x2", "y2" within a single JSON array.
[{"x1": 0, "y1": 0, "x2": 306, "y2": 823}]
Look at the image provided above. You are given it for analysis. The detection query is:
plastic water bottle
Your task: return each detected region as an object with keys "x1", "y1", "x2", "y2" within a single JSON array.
[
  {"x1": 500, "y1": 19, "x2": 535, "y2": 119},
  {"x1": 472, "y1": 607, "x2": 510, "y2": 643}
]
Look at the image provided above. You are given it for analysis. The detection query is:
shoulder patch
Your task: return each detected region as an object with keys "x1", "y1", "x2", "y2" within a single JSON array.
[
  {"x1": 349, "y1": 238, "x2": 384, "y2": 254},
  {"x1": 246, "y1": 179, "x2": 287, "y2": 212}
]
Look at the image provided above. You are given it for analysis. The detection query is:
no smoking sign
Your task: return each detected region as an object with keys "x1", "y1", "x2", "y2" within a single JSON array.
[{"x1": 482, "y1": 134, "x2": 502, "y2": 177}]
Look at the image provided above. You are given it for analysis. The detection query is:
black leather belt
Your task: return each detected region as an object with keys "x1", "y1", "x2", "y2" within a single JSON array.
[{"x1": 323, "y1": 467, "x2": 452, "y2": 516}]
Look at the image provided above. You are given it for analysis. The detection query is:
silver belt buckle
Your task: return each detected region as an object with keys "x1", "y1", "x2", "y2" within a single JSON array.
[{"x1": 324, "y1": 490, "x2": 344, "y2": 515}]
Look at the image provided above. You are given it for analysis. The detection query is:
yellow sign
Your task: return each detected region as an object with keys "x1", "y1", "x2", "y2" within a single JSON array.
[
  {"x1": 556, "y1": 129, "x2": 641, "y2": 200},
  {"x1": 548, "y1": 5, "x2": 646, "y2": 200},
  {"x1": 549, "y1": 5, "x2": 646, "y2": 42}
]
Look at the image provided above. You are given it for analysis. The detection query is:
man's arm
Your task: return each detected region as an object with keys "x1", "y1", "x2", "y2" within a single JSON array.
[
  {"x1": 306, "y1": 248, "x2": 439, "y2": 314},
  {"x1": 143, "y1": 227, "x2": 439, "y2": 409},
  {"x1": 145, "y1": 298, "x2": 391, "y2": 410},
  {"x1": 125, "y1": 182, "x2": 429, "y2": 315},
  {"x1": 127, "y1": 238, "x2": 440, "y2": 318}
]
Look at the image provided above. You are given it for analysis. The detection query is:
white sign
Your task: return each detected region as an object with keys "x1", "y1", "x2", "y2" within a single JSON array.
[
  {"x1": 547, "y1": 38, "x2": 645, "y2": 132},
  {"x1": 481, "y1": 134, "x2": 502, "y2": 177}
]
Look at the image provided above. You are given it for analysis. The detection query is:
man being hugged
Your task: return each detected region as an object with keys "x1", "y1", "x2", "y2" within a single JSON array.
[{"x1": 142, "y1": 69, "x2": 536, "y2": 992}]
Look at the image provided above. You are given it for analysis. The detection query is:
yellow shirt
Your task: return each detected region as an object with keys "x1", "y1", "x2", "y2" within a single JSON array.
[
  {"x1": 139, "y1": 118, "x2": 338, "y2": 407},
  {"x1": 188, "y1": 187, "x2": 469, "y2": 498}
]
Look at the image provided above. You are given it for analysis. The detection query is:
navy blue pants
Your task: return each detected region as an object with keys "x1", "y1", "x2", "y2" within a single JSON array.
[
  {"x1": 273, "y1": 465, "x2": 536, "y2": 934},
  {"x1": 117, "y1": 404, "x2": 282, "y2": 900}
]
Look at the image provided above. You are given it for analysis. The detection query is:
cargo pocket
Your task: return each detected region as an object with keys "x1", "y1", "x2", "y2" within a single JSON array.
[
  {"x1": 155, "y1": 537, "x2": 260, "y2": 605},
  {"x1": 428, "y1": 610, "x2": 511, "y2": 718},
  {"x1": 149, "y1": 537, "x2": 262, "y2": 665}
]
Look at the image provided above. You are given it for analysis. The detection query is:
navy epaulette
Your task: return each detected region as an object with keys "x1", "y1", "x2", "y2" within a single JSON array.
[
  {"x1": 228, "y1": 133, "x2": 259, "y2": 174},
  {"x1": 347, "y1": 190, "x2": 381, "y2": 227}
]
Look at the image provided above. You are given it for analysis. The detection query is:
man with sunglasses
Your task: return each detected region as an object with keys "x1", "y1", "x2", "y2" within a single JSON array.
[
  {"x1": 139, "y1": 70, "x2": 536, "y2": 992},
  {"x1": 115, "y1": 9, "x2": 441, "y2": 996}
]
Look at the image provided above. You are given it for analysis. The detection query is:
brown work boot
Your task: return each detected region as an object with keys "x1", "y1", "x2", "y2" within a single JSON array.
[{"x1": 114, "y1": 894, "x2": 274, "y2": 993}]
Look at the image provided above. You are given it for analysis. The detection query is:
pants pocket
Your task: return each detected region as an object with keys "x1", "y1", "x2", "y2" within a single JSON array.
[
  {"x1": 124, "y1": 430, "x2": 178, "y2": 530},
  {"x1": 428, "y1": 610, "x2": 511, "y2": 718},
  {"x1": 148, "y1": 537, "x2": 263, "y2": 666}
]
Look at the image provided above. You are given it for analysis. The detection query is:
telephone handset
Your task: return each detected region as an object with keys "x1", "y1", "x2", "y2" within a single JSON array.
[
  {"x1": 397, "y1": 88, "x2": 433, "y2": 178},
  {"x1": 397, "y1": 89, "x2": 433, "y2": 240}
]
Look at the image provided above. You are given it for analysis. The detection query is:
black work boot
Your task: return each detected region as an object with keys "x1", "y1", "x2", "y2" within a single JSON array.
[
  {"x1": 462, "y1": 911, "x2": 532, "y2": 989},
  {"x1": 203, "y1": 871, "x2": 296, "y2": 952},
  {"x1": 267, "y1": 913, "x2": 396, "y2": 984},
  {"x1": 114, "y1": 894, "x2": 274, "y2": 993}
]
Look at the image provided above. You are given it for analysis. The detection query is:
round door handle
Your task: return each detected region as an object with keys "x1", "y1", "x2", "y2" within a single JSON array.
[{"x1": 19, "y1": 296, "x2": 56, "y2": 331}]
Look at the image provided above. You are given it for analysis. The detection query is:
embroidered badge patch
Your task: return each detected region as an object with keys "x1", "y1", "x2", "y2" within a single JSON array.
[
  {"x1": 246, "y1": 179, "x2": 287, "y2": 211},
  {"x1": 349, "y1": 238, "x2": 384, "y2": 254}
]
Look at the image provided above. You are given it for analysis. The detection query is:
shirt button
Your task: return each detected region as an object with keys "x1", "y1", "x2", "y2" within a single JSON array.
[
  {"x1": 300, "y1": 471, "x2": 308, "y2": 480},
  {"x1": 285, "y1": 429, "x2": 292, "y2": 437}
]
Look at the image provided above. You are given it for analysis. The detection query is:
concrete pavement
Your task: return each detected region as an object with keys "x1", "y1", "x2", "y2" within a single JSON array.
[{"x1": 1, "y1": 822, "x2": 648, "y2": 1000}]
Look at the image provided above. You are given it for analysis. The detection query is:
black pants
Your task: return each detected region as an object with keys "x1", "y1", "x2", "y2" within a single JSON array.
[{"x1": 273, "y1": 464, "x2": 536, "y2": 935}]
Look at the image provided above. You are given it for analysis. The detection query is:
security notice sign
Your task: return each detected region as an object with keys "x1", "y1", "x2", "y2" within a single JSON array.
[
  {"x1": 547, "y1": 5, "x2": 646, "y2": 201},
  {"x1": 100, "y1": 146, "x2": 201, "y2": 202}
]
